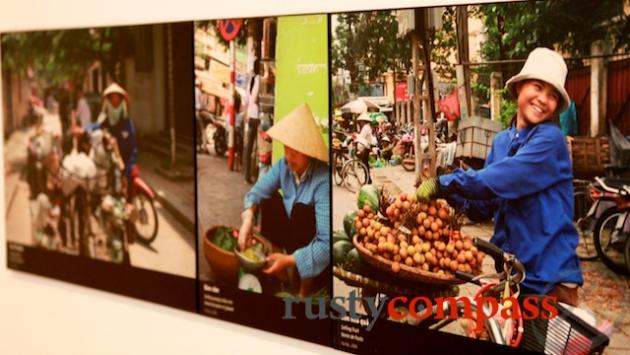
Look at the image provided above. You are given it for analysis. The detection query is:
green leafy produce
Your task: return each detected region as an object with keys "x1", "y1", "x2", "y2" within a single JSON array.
[
  {"x1": 357, "y1": 184, "x2": 379, "y2": 212},
  {"x1": 212, "y1": 227, "x2": 237, "y2": 252},
  {"x1": 343, "y1": 211, "x2": 357, "y2": 237},
  {"x1": 333, "y1": 240, "x2": 353, "y2": 265},
  {"x1": 333, "y1": 230, "x2": 350, "y2": 244}
]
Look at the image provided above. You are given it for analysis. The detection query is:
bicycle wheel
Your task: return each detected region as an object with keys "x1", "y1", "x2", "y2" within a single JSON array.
[
  {"x1": 131, "y1": 190, "x2": 159, "y2": 244},
  {"x1": 593, "y1": 208, "x2": 629, "y2": 275},
  {"x1": 333, "y1": 153, "x2": 345, "y2": 186},
  {"x1": 70, "y1": 188, "x2": 89, "y2": 256},
  {"x1": 574, "y1": 181, "x2": 598, "y2": 260},
  {"x1": 342, "y1": 159, "x2": 368, "y2": 193}
]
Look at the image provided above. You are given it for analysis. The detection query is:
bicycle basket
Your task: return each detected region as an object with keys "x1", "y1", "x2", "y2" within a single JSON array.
[
  {"x1": 520, "y1": 299, "x2": 610, "y2": 355},
  {"x1": 59, "y1": 166, "x2": 105, "y2": 196}
]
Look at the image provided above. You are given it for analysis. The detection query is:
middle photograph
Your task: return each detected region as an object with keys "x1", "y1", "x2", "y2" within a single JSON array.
[{"x1": 194, "y1": 14, "x2": 332, "y2": 345}]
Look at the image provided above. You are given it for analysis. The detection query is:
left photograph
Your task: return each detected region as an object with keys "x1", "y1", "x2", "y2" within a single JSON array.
[{"x1": 2, "y1": 23, "x2": 197, "y2": 311}]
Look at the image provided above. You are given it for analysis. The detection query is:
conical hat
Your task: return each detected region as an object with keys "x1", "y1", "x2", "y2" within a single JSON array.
[
  {"x1": 267, "y1": 103, "x2": 329, "y2": 163},
  {"x1": 102, "y1": 83, "x2": 127, "y2": 97}
]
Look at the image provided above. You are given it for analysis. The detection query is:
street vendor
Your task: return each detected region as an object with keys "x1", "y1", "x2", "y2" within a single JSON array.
[
  {"x1": 96, "y1": 83, "x2": 137, "y2": 182},
  {"x1": 356, "y1": 112, "x2": 377, "y2": 184},
  {"x1": 416, "y1": 48, "x2": 583, "y2": 306},
  {"x1": 238, "y1": 103, "x2": 330, "y2": 295},
  {"x1": 74, "y1": 83, "x2": 138, "y2": 192}
]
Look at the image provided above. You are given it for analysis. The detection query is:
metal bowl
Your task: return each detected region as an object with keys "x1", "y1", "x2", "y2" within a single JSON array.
[{"x1": 234, "y1": 245, "x2": 268, "y2": 273}]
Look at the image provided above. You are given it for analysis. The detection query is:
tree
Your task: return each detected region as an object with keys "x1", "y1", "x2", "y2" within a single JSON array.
[
  {"x1": 471, "y1": 0, "x2": 630, "y2": 102},
  {"x1": 430, "y1": 7, "x2": 457, "y2": 82},
  {"x1": 331, "y1": 11, "x2": 410, "y2": 96},
  {"x1": 1, "y1": 27, "x2": 132, "y2": 86}
]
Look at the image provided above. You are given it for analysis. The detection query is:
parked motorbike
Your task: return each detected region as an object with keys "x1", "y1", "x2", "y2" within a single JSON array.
[
  {"x1": 575, "y1": 179, "x2": 618, "y2": 261},
  {"x1": 197, "y1": 109, "x2": 228, "y2": 156},
  {"x1": 590, "y1": 177, "x2": 630, "y2": 274}
]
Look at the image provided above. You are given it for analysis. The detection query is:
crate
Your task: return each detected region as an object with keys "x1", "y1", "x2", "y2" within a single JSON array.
[
  {"x1": 455, "y1": 116, "x2": 502, "y2": 160},
  {"x1": 569, "y1": 136, "x2": 609, "y2": 177}
]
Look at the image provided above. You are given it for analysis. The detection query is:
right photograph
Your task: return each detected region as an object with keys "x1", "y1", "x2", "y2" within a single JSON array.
[{"x1": 331, "y1": 2, "x2": 629, "y2": 354}]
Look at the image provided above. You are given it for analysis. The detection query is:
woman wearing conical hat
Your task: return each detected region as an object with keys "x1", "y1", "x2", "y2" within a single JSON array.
[{"x1": 238, "y1": 103, "x2": 330, "y2": 295}]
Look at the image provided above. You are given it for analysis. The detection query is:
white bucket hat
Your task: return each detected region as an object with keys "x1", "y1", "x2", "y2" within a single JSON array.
[
  {"x1": 267, "y1": 103, "x2": 329, "y2": 163},
  {"x1": 505, "y1": 47, "x2": 571, "y2": 113},
  {"x1": 102, "y1": 83, "x2": 127, "y2": 97}
]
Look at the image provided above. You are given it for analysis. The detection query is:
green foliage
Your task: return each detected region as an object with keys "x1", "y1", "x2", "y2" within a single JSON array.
[
  {"x1": 471, "y1": 1, "x2": 630, "y2": 101},
  {"x1": 430, "y1": 7, "x2": 457, "y2": 81},
  {"x1": 1, "y1": 27, "x2": 132, "y2": 85},
  {"x1": 332, "y1": 11, "x2": 410, "y2": 94},
  {"x1": 500, "y1": 90, "x2": 518, "y2": 129}
]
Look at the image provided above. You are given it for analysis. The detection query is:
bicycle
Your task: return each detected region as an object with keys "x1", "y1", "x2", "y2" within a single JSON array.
[
  {"x1": 419, "y1": 238, "x2": 610, "y2": 353},
  {"x1": 573, "y1": 179, "x2": 601, "y2": 261},
  {"x1": 340, "y1": 141, "x2": 370, "y2": 193},
  {"x1": 332, "y1": 144, "x2": 347, "y2": 187}
]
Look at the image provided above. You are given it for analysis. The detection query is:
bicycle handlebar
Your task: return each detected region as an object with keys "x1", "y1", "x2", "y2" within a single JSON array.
[
  {"x1": 475, "y1": 238, "x2": 504, "y2": 264},
  {"x1": 471, "y1": 238, "x2": 526, "y2": 285}
]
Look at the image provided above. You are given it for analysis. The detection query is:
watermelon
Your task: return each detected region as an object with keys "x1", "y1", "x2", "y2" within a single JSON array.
[
  {"x1": 333, "y1": 240, "x2": 353, "y2": 265},
  {"x1": 344, "y1": 248, "x2": 366, "y2": 274},
  {"x1": 333, "y1": 230, "x2": 350, "y2": 244},
  {"x1": 357, "y1": 184, "x2": 380, "y2": 212},
  {"x1": 343, "y1": 211, "x2": 358, "y2": 237}
]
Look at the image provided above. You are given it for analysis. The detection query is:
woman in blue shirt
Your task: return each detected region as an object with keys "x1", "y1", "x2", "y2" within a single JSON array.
[
  {"x1": 238, "y1": 103, "x2": 330, "y2": 296},
  {"x1": 417, "y1": 48, "x2": 583, "y2": 306}
]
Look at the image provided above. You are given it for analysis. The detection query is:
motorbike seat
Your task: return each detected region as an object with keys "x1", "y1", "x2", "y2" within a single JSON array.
[{"x1": 600, "y1": 177, "x2": 630, "y2": 190}]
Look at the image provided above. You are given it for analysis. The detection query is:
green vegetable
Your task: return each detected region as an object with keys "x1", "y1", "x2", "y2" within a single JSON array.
[
  {"x1": 212, "y1": 227, "x2": 237, "y2": 252},
  {"x1": 343, "y1": 211, "x2": 357, "y2": 237},
  {"x1": 333, "y1": 240, "x2": 353, "y2": 265},
  {"x1": 333, "y1": 230, "x2": 350, "y2": 244},
  {"x1": 344, "y1": 248, "x2": 366, "y2": 274},
  {"x1": 357, "y1": 184, "x2": 379, "y2": 212}
]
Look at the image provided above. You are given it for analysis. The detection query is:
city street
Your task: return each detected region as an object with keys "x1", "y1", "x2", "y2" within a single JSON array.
[
  {"x1": 4, "y1": 122, "x2": 195, "y2": 279},
  {"x1": 196, "y1": 152, "x2": 252, "y2": 281}
]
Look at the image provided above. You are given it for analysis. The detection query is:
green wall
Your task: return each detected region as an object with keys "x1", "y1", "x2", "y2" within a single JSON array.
[{"x1": 273, "y1": 14, "x2": 329, "y2": 162}]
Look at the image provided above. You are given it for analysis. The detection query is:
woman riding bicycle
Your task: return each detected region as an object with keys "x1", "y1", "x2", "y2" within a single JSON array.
[{"x1": 416, "y1": 48, "x2": 584, "y2": 307}]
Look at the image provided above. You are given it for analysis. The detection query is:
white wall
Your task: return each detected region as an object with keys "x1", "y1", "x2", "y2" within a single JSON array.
[{"x1": 0, "y1": 1, "x2": 506, "y2": 354}]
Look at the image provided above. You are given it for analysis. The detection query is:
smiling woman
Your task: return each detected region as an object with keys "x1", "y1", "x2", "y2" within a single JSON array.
[{"x1": 515, "y1": 80, "x2": 560, "y2": 128}]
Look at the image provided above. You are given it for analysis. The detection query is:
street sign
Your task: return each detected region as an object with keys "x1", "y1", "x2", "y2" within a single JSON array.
[{"x1": 217, "y1": 19, "x2": 242, "y2": 42}]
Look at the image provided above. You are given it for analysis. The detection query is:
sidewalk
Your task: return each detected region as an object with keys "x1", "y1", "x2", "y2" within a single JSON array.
[{"x1": 136, "y1": 151, "x2": 195, "y2": 233}]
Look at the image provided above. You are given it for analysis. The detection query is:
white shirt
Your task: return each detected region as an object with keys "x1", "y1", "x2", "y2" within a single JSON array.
[
  {"x1": 357, "y1": 123, "x2": 377, "y2": 150},
  {"x1": 76, "y1": 97, "x2": 92, "y2": 128},
  {"x1": 246, "y1": 75, "x2": 260, "y2": 120}
]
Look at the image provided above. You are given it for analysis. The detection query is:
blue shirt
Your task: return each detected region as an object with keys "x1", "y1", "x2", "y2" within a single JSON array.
[
  {"x1": 244, "y1": 158, "x2": 330, "y2": 279},
  {"x1": 99, "y1": 118, "x2": 138, "y2": 178},
  {"x1": 439, "y1": 122, "x2": 583, "y2": 295}
]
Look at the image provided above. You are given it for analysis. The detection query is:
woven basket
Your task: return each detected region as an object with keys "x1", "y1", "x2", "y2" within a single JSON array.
[
  {"x1": 333, "y1": 266, "x2": 458, "y2": 298},
  {"x1": 352, "y1": 235, "x2": 464, "y2": 285}
]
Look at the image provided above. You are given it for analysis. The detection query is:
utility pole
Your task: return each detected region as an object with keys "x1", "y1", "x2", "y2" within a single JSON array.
[
  {"x1": 167, "y1": 24, "x2": 177, "y2": 167},
  {"x1": 417, "y1": 8, "x2": 436, "y2": 179},
  {"x1": 456, "y1": 5, "x2": 472, "y2": 119},
  {"x1": 227, "y1": 39, "x2": 236, "y2": 170}
]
